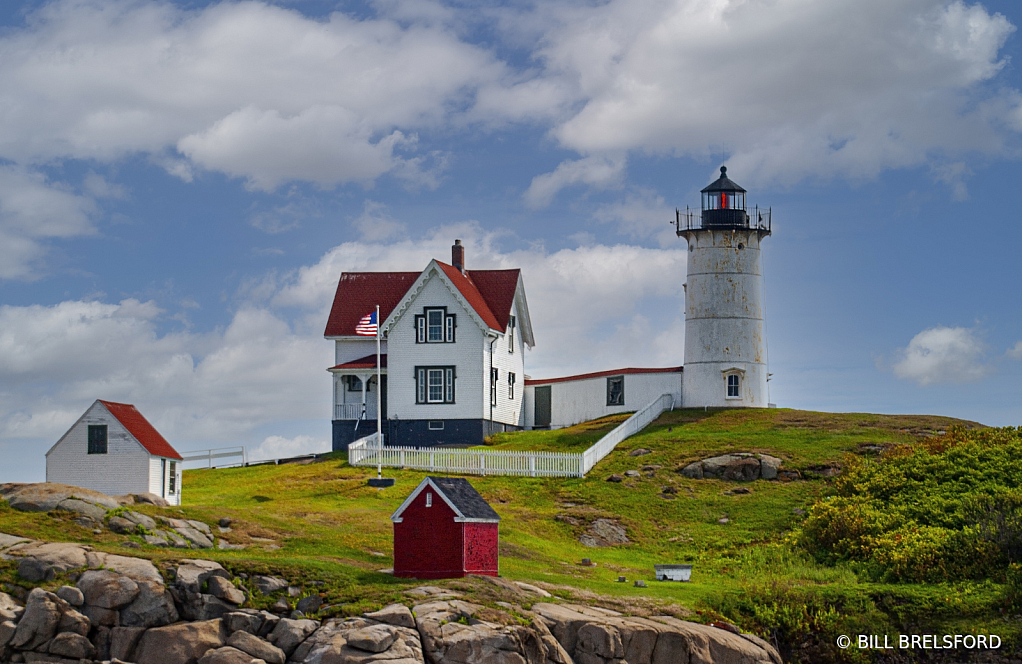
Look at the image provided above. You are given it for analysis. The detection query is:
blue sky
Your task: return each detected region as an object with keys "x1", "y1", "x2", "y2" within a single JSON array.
[{"x1": 2, "y1": 0, "x2": 1021, "y2": 482}]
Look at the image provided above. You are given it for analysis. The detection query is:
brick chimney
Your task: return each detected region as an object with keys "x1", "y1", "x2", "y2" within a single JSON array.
[{"x1": 452, "y1": 239, "x2": 465, "y2": 274}]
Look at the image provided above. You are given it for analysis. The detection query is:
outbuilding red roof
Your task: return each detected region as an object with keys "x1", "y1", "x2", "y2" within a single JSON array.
[
  {"x1": 324, "y1": 272, "x2": 420, "y2": 337},
  {"x1": 524, "y1": 366, "x2": 683, "y2": 386},
  {"x1": 98, "y1": 400, "x2": 182, "y2": 460},
  {"x1": 324, "y1": 264, "x2": 522, "y2": 336},
  {"x1": 329, "y1": 354, "x2": 388, "y2": 370}
]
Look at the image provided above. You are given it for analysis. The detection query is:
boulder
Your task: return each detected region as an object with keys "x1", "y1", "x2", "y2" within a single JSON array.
[
  {"x1": 13, "y1": 541, "x2": 89, "y2": 572},
  {"x1": 267, "y1": 618, "x2": 318, "y2": 656},
  {"x1": 363, "y1": 604, "x2": 416, "y2": 629},
  {"x1": 759, "y1": 455, "x2": 782, "y2": 480},
  {"x1": 124, "y1": 511, "x2": 158, "y2": 531},
  {"x1": 722, "y1": 458, "x2": 761, "y2": 482},
  {"x1": 108, "y1": 516, "x2": 137, "y2": 535},
  {"x1": 92, "y1": 624, "x2": 112, "y2": 661},
  {"x1": 57, "y1": 607, "x2": 90, "y2": 636},
  {"x1": 82, "y1": 604, "x2": 120, "y2": 628},
  {"x1": 18, "y1": 558, "x2": 55, "y2": 583},
  {"x1": 121, "y1": 579, "x2": 179, "y2": 628},
  {"x1": 0, "y1": 593, "x2": 22, "y2": 622},
  {"x1": 145, "y1": 535, "x2": 170, "y2": 546},
  {"x1": 10, "y1": 588, "x2": 65, "y2": 651},
  {"x1": 679, "y1": 462, "x2": 703, "y2": 479},
  {"x1": 178, "y1": 527, "x2": 215, "y2": 548},
  {"x1": 110, "y1": 626, "x2": 145, "y2": 662},
  {"x1": 188, "y1": 520, "x2": 214, "y2": 536},
  {"x1": 580, "y1": 519, "x2": 630, "y2": 547},
  {"x1": 134, "y1": 618, "x2": 227, "y2": 664},
  {"x1": 0, "y1": 620, "x2": 16, "y2": 649},
  {"x1": 209, "y1": 577, "x2": 246, "y2": 606},
  {"x1": 198, "y1": 645, "x2": 267, "y2": 664},
  {"x1": 133, "y1": 492, "x2": 170, "y2": 507},
  {"x1": 227, "y1": 630, "x2": 286, "y2": 664},
  {"x1": 78, "y1": 570, "x2": 140, "y2": 609},
  {"x1": 48, "y1": 632, "x2": 96, "y2": 660},
  {"x1": 177, "y1": 559, "x2": 232, "y2": 594},
  {"x1": 347, "y1": 625, "x2": 398, "y2": 653},
  {"x1": 0, "y1": 483, "x2": 119, "y2": 512},
  {"x1": 55, "y1": 498, "x2": 109, "y2": 521},
  {"x1": 700, "y1": 454, "x2": 742, "y2": 479},
  {"x1": 628, "y1": 448, "x2": 652, "y2": 457},
  {"x1": 254, "y1": 576, "x2": 289, "y2": 595},
  {"x1": 295, "y1": 595, "x2": 321, "y2": 615},
  {"x1": 531, "y1": 604, "x2": 782, "y2": 664},
  {"x1": 0, "y1": 533, "x2": 31, "y2": 549},
  {"x1": 55, "y1": 586, "x2": 84, "y2": 608},
  {"x1": 288, "y1": 617, "x2": 423, "y2": 664},
  {"x1": 225, "y1": 612, "x2": 264, "y2": 635}
]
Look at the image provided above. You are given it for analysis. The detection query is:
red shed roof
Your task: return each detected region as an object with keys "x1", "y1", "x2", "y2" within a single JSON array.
[
  {"x1": 525, "y1": 366, "x2": 683, "y2": 386},
  {"x1": 98, "y1": 400, "x2": 182, "y2": 460},
  {"x1": 324, "y1": 264, "x2": 522, "y2": 336},
  {"x1": 324, "y1": 272, "x2": 420, "y2": 337}
]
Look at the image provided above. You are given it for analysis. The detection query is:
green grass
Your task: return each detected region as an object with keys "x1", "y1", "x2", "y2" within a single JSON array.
[{"x1": 1, "y1": 407, "x2": 1013, "y2": 662}]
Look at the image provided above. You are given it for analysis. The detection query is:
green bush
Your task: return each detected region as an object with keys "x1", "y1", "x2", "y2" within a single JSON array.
[{"x1": 795, "y1": 426, "x2": 1022, "y2": 582}]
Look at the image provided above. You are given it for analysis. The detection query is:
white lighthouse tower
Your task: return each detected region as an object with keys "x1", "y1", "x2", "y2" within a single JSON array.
[{"x1": 676, "y1": 167, "x2": 771, "y2": 408}]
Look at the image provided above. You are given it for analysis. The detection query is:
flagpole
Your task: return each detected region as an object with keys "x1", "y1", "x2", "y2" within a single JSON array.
[{"x1": 375, "y1": 304, "x2": 383, "y2": 481}]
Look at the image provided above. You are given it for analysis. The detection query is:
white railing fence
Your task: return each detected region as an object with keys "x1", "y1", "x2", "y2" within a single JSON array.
[
  {"x1": 347, "y1": 393, "x2": 674, "y2": 478},
  {"x1": 581, "y1": 393, "x2": 674, "y2": 475},
  {"x1": 181, "y1": 446, "x2": 247, "y2": 469}
]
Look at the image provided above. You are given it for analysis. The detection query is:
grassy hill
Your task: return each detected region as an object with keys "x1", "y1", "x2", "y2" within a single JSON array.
[{"x1": 3, "y1": 407, "x2": 1017, "y2": 662}]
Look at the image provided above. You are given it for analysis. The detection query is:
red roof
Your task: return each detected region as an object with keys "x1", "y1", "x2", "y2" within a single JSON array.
[
  {"x1": 98, "y1": 400, "x2": 182, "y2": 460},
  {"x1": 324, "y1": 272, "x2": 420, "y2": 337},
  {"x1": 324, "y1": 264, "x2": 522, "y2": 336},
  {"x1": 525, "y1": 366, "x2": 683, "y2": 386},
  {"x1": 329, "y1": 354, "x2": 388, "y2": 370}
]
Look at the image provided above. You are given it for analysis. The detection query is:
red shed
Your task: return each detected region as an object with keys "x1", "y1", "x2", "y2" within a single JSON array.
[{"x1": 391, "y1": 476, "x2": 500, "y2": 579}]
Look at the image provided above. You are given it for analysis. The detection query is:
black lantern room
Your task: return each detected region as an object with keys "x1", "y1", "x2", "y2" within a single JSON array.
[{"x1": 700, "y1": 166, "x2": 748, "y2": 229}]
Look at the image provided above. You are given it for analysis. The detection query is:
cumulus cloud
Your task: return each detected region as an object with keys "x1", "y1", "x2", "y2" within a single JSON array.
[
  {"x1": 524, "y1": 155, "x2": 626, "y2": 208},
  {"x1": 0, "y1": 166, "x2": 99, "y2": 279},
  {"x1": 892, "y1": 326, "x2": 994, "y2": 386},
  {"x1": 526, "y1": 0, "x2": 1019, "y2": 195},
  {"x1": 1008, "y1": 340, "x2": 1022, "y2": 360}
]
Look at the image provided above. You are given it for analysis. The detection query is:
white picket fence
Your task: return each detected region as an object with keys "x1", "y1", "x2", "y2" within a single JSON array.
[{"x1": 348, "y1": 393, "x2": 675, "y2": 478}]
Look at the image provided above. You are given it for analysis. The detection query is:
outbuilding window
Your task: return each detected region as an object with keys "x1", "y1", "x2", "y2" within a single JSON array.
[
  {"x1": 416, "y1": 366, "x2": 456, "y2": 404},
  {"x1": 169, "y1": 462, "x2": 177, "y2": 495},
  {"x1": 607, "y1": 376, "x2": 624, "y2": 406},
  {"x1": 87, "y1": 425, "x2": 108, "y2": 454}
]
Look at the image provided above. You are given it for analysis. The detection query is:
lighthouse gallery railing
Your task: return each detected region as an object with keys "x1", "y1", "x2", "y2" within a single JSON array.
[{"x1": 348, "y1": 393, "x2": 675, "y2": 478}]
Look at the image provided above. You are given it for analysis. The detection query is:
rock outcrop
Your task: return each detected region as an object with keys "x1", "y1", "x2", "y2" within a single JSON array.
[
  {"x1": 0, "y1": 532, "x2": 782, "y2": 664},
  {"x1": 679, "y1": 453, "x2": 785, "y2": 482}
]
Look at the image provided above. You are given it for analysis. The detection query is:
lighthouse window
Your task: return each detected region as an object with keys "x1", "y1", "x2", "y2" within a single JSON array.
[{"x1": 727, "y1": 374, "x2": 741, "y2": 398}]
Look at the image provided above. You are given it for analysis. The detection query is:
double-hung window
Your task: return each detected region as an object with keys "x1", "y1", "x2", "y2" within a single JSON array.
[
  {"x1": 169, "y1": 461, "x2": 177, "y2": 495},
  {"x1": 490, "y1": 368, "x2": 499, "y2": 406},
  {"x1": 508, "y1": 316, "x2": 516, "y2": 353},
  {"x1": 727, "y1": 374, "x2": 741, "y2": 398},
  {"x1": 88, "y1": 425, "x2": 108, "y2": 454},
  {"x1": 508, "y1": 372, "x2": 516, "y2": 399},
  {"x1": 607, "y1": 376, "x2": 624, "y2": 406},
  {"x1": 415, "y1": 308, "x2": 456, "y2": 343},
  {"x1": 416, "y1": 366, "x2": 456, "y2": 404}
]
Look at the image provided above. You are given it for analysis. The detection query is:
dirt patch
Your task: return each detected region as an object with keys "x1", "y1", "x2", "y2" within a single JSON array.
[{"x1": 498, "y1": 541, "x2": 541, "y2": 561}]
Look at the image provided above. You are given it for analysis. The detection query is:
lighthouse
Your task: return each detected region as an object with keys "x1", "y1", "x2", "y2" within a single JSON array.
[{"x1": 675, "y1": 167, "x2": 771, "y2": 408}]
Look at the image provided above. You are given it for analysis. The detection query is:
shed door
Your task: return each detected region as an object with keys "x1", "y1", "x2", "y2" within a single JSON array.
[{"x1": 534, "y1": 386, "x2": 551, "y2": 429}]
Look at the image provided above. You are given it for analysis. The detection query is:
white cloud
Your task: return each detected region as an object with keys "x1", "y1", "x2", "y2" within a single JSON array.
[
  {"x1": 351, "y1": 200, "x2": 407, "y2": 242},
  {"x1": 248, "y1": 435, "x2": 330, "y2": 463},
  {"x1": 593, "y1": 187, "x2": 677, "y2": 246},
  {"x1": 524, "y1": 155, "x2": 626, "y2": 208},
  {"x1": 1008, "y1": 341, "x2": 1022, "y2": 360},
  {"x1": 892, "y1": 326, "x2": 993, "y2": 386},
  {"x1": 0, "y1": 0, "x2": 501, "y2": 189},
  {"x1": 527, "y1": 0, "x2": 1019, "y2": 190},
  {"x1": 0, "y1": 166, "x2": 98, "y2": 279}
]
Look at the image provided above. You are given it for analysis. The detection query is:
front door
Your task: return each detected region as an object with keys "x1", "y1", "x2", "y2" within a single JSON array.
[{"x1": 534, "y1": 386, "x2": 551, "y2": 429}]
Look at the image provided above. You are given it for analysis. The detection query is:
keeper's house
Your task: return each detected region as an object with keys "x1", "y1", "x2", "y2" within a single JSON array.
[
  {"x1": 46, "y1": 400, "x2": 184, "y2": 506},
  {"x1": 324, "y1": 240, "x2": 534, "y2": 450},
  {"x1": 391, "y1": 476, "x2": 500, "y2": 579}
]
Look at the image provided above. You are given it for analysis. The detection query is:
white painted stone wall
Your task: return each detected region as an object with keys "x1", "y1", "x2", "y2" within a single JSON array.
[
  {"x1": 46, "y1": 401, "x2": 169, "y2": 500},
  {"x1": 682, "y1": 228, "x2": 769, "y2": 408},
  {"x1": 523, "y1": 371, "x2": 682, "y2": 429}
]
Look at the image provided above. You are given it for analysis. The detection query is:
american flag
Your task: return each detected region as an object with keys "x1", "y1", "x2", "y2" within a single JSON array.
[{"x1": 355, "y1": 311, "x2": 378, "y2": 336}]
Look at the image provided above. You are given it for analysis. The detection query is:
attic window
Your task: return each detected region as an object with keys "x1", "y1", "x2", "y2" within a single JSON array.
[
  {"x1": 415, "y1": 308, "x2": 456, "y2": 343},
  {"x1": 426, "y1": 492, "x2": 432, "y2": 507},
  {"x1": 508, "y1": 316, "x2": 516, "y2": 353},
  {"x1": 88, "y1": 425, "x2": 108, "y2": 455}
]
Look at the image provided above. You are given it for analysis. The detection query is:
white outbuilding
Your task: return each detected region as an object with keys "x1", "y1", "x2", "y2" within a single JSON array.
[{"x1": 46, "y1": 400, "x2": 184, "y2": 506}]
